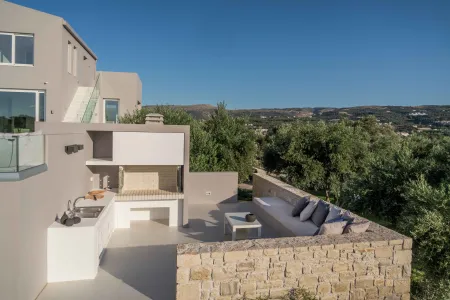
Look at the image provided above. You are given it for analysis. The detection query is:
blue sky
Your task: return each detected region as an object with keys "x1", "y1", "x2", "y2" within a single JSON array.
[{"x1": 12, "y1": 0, "x2": 450, "y2": 108}]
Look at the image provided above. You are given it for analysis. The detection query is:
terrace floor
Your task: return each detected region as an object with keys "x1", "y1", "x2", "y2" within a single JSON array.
[{"x1": 37, "y1": 201, "x2": 278, "y2": 300}]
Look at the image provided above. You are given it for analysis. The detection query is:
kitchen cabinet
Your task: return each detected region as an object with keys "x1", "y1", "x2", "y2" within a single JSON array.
[{"x1": 47, "y1": 192, "x2": 116, "y2": 282}]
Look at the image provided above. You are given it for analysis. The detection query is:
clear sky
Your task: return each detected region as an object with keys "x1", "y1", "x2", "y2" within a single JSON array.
[{"x1": 11, "y1": 0, "x2": 450, "y2": 108}]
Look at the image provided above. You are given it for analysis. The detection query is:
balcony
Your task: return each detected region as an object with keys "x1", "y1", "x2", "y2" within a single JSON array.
[{"x1": 0, "y1": 134, "x2": 45, "y2": 173}]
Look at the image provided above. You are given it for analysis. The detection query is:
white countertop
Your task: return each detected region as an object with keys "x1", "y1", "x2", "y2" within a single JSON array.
[{"x1": 49, "y1": 191, "x2": 116, "y2": 229}]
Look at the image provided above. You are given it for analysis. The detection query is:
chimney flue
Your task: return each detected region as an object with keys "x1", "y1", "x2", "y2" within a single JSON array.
[{"x1": 145, "y1": 113, "x2": 164, "y2": 124}]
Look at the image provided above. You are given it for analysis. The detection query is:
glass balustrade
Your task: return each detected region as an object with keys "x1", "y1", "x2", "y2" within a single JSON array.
[{"x1": 0, "y1": 134, "x2": 45, "y2": 172}]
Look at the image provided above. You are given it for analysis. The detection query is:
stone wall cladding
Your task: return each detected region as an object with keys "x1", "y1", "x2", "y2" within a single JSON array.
[
  {"x1": 177, "y1": 171, "x2": 412, "y2": 300},
  {"x1": 177, "y1": 237, "x2": 412, "y2": 300}
]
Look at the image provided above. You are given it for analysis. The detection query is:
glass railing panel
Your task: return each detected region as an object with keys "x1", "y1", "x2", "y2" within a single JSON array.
[
  {"x1": 82, "y1": 75, "x2": 101, "y2": 123},
  {"x1": 0, "y1": 134, "x2": 45, "y2": 173},
  {"x1": 0, "y1": 135, "x2": 18, "y2": 172},
  {"x1": 18, "y1": 134, "x2": 45, "y2": 171}
]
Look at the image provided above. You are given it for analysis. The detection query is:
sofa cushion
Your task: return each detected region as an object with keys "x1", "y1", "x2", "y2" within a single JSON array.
[
  {"x1": 299, "y1": 200, "x2": 318, "y2": 221},
  {"x1": 310, "y1": 200, "x2": 330, "y2": 227},
  {"x1": 342, "y1": 210, "x2": 356, "y2": 224},
  {"x1": 344, "y1": 221, "x2": 370, "y2": 233},
  {"x1": 291, "y1": 196, "x2": 310, "y2": 217},
  {"x1": 254, "y1": 196, "x2": 288, "y2": 207},
  {"x1": 325, "y1": 205, "x2": 342, "y2": 223},
  {"x1": 291, "y1": 220, "x2": 320, "y2": 236},
  {"x1": 318, "y1": 220, "x2": 348, "y2": 235},
  {"x1": 253, "y1": 197, "x2": 319, "y2": 236}
]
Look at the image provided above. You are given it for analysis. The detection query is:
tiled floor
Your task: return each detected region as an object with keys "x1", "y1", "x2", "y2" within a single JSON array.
[{"x1": 37, "y1": 202, "x2": 278, "y2": 300}]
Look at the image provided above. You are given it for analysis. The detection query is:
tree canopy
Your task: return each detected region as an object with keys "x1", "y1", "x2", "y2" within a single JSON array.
[
  {"x1": 262, "y1": 117, "x2": 450, "y2": 299},
  {"x1": 120, "y1": 103, "x2": 257, "y2": 182}
]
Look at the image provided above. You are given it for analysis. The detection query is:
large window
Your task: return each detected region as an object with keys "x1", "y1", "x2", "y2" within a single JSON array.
[
  {"x1": 0, "y1": 90, "x2": 45, "y2": 133},
  {"x1": 0, "y1": 32, "x2": 34, "y2": 66},
  {"x1": 104, "y1": 99, "x2": 119, "y2": 123}
]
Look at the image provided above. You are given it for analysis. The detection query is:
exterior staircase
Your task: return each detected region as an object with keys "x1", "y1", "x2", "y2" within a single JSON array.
[
  {"x1": 63, "y1": 86, "x2": 94, "y2": 122},
  {"x1": 63, "y1": 74, "x2": 100, "y2": 123}
]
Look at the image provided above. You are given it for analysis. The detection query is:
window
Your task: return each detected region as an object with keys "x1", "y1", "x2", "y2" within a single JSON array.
[
  {"x1": 73, "y1": 46, "x2": 77, "y2": 76},
  {"x1": 67, "y1": 42, "x2": 78, "y2": 76},
  {"x1": 0, "y1": 89, "x2": 45, "y2": 133},
  {"x1": 15, "y1": 35, "x2": 34, "y2": 65},
  {"x1": 104, "y1": 99, "x2": 119, "y2": 124},
  {"x1": 0, "y1": 34, "x2": 12, "y2": 63},
  {"x1": 38, "y1": 92, "x2": 45, "y2": 122},
  {"x1": 67, "y1": 41, "x2": 72, "y2": 74},
  {"x1": 0, "y1": 32, "x2": 34, "y2": 66}
]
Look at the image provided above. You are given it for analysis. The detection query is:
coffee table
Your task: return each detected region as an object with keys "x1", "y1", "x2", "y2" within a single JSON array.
[{"x1": 224, "y1": 212, "x2": 262, "y2": 241}]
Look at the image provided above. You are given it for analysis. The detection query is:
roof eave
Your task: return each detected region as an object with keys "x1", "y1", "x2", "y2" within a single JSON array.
[{"x1": 62, "y1": 20, "x2": 98, "y2": 61}]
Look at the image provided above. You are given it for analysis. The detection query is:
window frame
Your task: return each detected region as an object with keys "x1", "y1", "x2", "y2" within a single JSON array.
[
  {"x1": 72, "y1": 46, "x2": 77, "y2": 76},
  {"x1": 103, "y1": 98, "x2": 120, "y2": 124},
  {"x1": 0, "y1": 88, "x2": 46, "y2": 126},
  {"x1": 67, "y1": 41, "x2": 72, "y2": 74},
  {"x1": 0, "y1": 32, "x2": 34, "y2": 67}
]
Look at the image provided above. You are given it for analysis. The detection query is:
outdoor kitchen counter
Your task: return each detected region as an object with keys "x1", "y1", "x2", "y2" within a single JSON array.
[
  {"x1": 49, "y1": 190, "x2": 116, "y2": 228},
  {"x1": 47, "y1": 191, "x2": 117, "y2": 282}
]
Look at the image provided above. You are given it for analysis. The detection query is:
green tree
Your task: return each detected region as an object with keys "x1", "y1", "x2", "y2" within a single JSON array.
[
  {"x1": 339, "y1": 134, "x2": 450, "y2": 300},
  {"x1": 204, "y1": 102, "x2": 257, "y2": 181},
  {"x1": 263, "y1": 119, "x2": 375, "y2": 201},
  {"x1": 120, "y1": 103, "x2": 257, "y2": 182}
]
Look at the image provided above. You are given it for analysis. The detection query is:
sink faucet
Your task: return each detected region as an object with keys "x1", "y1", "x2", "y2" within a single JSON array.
[
  {"x1": 67, "y1": 197, "x2": 85, "y2": 214},
  {"x1": 72, "y1": 196, "x2": 86, "y2": 211}
]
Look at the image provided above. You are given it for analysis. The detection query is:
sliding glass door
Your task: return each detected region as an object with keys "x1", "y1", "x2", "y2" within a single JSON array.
[
  {"x1": 104, "y1": 99, "x2": 119, "y2": 123},
  {"x1": 0, "y1": 89, "x2": 45, "y2": 133}
]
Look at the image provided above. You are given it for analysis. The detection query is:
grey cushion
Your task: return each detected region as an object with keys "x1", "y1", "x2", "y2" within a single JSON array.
[
  {"x1": 299, "y1": 200, "x2": 318, "y2": 221},
  {"x1": 294, "y1": 220, "x2": 320, "y2": 236},
  {"x1": 291, "y1": 196, "x2": 310, "y2": 217},
  {"x1": 310, "y1": 200, "x2": 330, "y2": 227},
  {"x1": 253, "y1": 197, "x2": 319, "y2": 236},
  {"x1": 344, "y1": 221, "x2": 370, "y2": 233},
  {"x1": 325, "y1": 205, "x2": 342, "y2": 223},
  {"x1": 341, "y1": 210, "x2": 356, "y2": 224},
  {"x1": 318, "y1": 220, "x2": 348, "y2": 235}
]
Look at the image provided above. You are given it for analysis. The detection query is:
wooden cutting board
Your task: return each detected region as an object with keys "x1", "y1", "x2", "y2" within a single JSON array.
[
  {"x1": 84, "y1": 193, "x2": 104, "y2": 200},
  {"x1": 85, "y1": 190, "x2": 105, "y2": 200}
]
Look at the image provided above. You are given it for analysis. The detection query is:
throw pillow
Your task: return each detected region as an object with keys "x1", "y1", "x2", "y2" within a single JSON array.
[
  {"x1": 343, "y1": 221, "x2": 370, "y2": 233},
  {"x1": 325, "y1": 205, "x2": 342, "y2": 223},
  {"x1": 310, "y1": 200, "x2": 330, "y2": 227},
  {"x1": 318, "y1": 220, "x2": 348, "y2": 235},
  {"x1": 299, "y1": 200, "x2": 318, "y2": 221},
  {"x1": 341, "y1": 210, "x2": 355, "y2": 224},
  {"x1": 291, "y1": 196, "x2": 310, "y2": 217}
]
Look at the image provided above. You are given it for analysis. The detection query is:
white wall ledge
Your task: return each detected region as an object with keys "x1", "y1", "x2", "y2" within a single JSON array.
[{"x1": 0, "y1": 164, "x2": 48, "y2": 181}]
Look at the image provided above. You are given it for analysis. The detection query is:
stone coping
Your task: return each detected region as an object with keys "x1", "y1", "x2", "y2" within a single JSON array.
[
  {"x1": 177, "y1": 222, "x2": 408, "y2": 255},
  {"x1": 254, "y1": 170, "x2": 320, "y2": 200},
  {"x1": 178, "y1": 170, "x2": 409, "y2": 256}
]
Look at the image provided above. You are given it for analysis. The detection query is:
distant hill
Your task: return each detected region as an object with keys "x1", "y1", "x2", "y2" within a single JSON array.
[{"x1": 144, "y1": 104, "x2": 450, "y2": 132}]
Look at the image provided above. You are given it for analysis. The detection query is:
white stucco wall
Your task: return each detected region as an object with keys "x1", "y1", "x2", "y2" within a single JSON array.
[{"x1": 112, "y1": 132, "x2": 184, "y2": 165}]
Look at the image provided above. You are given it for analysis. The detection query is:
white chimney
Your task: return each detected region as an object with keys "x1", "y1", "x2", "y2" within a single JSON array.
[{"x1": 145, "y1": 113, "x2": 164, "y2": 124}]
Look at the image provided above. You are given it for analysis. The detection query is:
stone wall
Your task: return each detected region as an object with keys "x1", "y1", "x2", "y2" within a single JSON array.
[
  {"x1": 176, "y1": 171, "x2": 412, "y2": 300},
  {"x1": 252, "y1": 170, "x2": 320, "y2": 205},
  {"x1": 177, "y1": 235, "x2": 412, "y2": 300}
]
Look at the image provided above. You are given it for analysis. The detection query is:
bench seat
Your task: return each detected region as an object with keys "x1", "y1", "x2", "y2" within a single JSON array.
[{"x1": 253, "y1": 196, "x2": 319, "y2": 237}]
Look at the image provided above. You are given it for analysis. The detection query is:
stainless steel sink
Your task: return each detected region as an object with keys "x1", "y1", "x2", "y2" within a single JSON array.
[{"x1": 74, "y1": 206, "x2": 104, "y2": 218}]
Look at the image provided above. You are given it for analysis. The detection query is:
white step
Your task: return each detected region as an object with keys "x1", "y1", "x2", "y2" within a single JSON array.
[{"x1": 63, "y1": 86, "x2": 94, "y2": 122}]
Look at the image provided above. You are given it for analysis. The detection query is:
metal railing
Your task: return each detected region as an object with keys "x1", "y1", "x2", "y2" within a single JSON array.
[
  {"x1": 0, "y1": 134, "x2": 45, "y2": 173},
  {"x1": 81, "y1": 74, "x2": 101, "y2": 123}
]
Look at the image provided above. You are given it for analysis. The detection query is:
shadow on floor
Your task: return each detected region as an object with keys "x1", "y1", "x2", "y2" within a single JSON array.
[
  {"x1": 176, "y1": 202, "x2": 278, "y2": 243},
  {"x1": 100, "y1": 244, "x2": 177, "y2": 300},
  {"x1": 38, "y1": 202, "x2": 279, "y2": 300}
]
